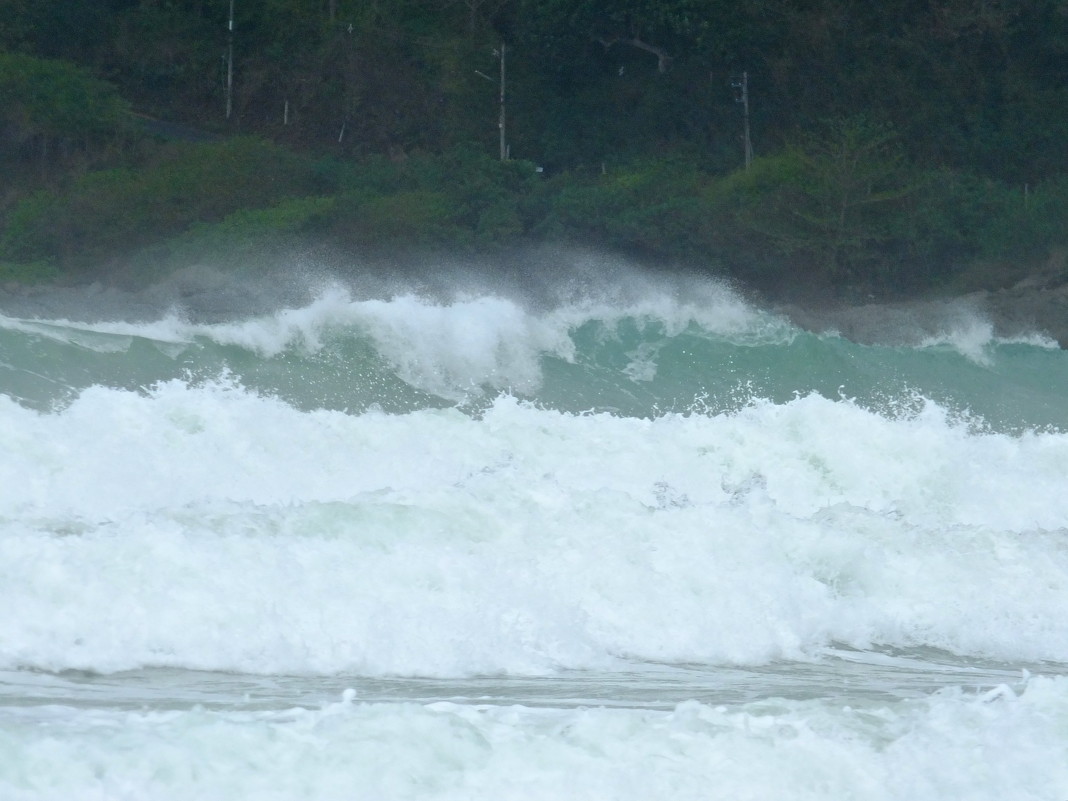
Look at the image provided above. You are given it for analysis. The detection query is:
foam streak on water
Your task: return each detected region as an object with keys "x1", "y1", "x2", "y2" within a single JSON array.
[
  {"x1": 2, "y1": 678, "x2": 1067, "y2": 801},
  {"x1": 2, "y1": 276, "x2": 1067, "y2": 800}
]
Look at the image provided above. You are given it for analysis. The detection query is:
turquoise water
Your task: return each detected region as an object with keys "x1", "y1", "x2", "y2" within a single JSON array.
[
  {"x1": 4, "y1": 286, "x2": 1066, "y2": 430},
  {"x1": 2, "y1": 273, "x2": 1067, "y2": 800}
]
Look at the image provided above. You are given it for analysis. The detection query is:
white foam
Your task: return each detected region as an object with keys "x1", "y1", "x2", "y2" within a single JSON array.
[
  {"x1": 1, "y1": 677, "x2": 1065, "y2": 801},
  {"x1": 0, "y1": 310, "x2": 194, "y2": 346},
  {"x1": 918, "y1": 316, "x2": 1060, "y2": 364},
  {"x1": 1, "y1": 282, "x2": 789, "y2": 400},
  {"x1": 2, "y1": 384, "x2": 1067, "y2": 675}
]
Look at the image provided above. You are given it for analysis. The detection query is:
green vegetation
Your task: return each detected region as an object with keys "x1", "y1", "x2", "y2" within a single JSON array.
[
  {"x1": 1, "y1": 136, "x2": 324, "y2": 274},
  {"x1": 2, "y1": 1, "x2": 1067, "y2": 295}
]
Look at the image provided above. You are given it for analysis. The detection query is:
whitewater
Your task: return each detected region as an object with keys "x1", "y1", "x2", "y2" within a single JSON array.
[{"x1": 1, "y1": 260, "x2": 1067, "y2": 800}]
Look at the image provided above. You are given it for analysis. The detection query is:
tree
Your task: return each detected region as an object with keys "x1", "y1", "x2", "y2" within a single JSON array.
[
  {"x1": 514, "y1": 0, "x2": 718, "y2": 73},
  {"x1": 792, "y1": 117, "x2": 914, "y2": 277},
  {"x1": 0, "y1": 52, "x2": 133, "y2": 178},
  {"x1": 706, "y1": 117, "x2": 915, "y2": 285}
]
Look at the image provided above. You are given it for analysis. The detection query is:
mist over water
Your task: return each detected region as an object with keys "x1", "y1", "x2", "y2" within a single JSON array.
[
  {"x1": 3, "y1": 253, "x2": 1066, "y2": 428},
  {"x1": 2, "y1": 253, "x2": 1067, "y2": 800}
]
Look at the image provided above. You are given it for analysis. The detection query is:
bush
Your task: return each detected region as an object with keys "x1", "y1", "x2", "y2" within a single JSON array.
[
  {"x1": 330, "y1": 189, "x2": 464, "y2": 248},
  {"x1": 544, "y1": 157, "x2": 707, "y2": 257},
  {"x1": 698, "y1": 151, "x2": 812, "y2": 282},
  {"x1": 892, "y1": 170, "x2": 1068, "y2": 289},
  {"x1": 322, "y1": 146, "x2": 542, "y2": 251},
  {"x1": 0, "y1": 259, "x2": 59, "y2": 285},
  {"x1": 0, "y1": 137, "x2": 322, "y2": 271},
  {"x1": 142, "y1": 195, "x2": 337, "y2": 272},
  {"x1": 0, "y1": 52, "x2": 133, "y2": 172}
]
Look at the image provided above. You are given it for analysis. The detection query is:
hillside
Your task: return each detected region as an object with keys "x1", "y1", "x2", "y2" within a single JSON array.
[{"x1": 2, "y1": 1, "x2": 1067, "y2": 300}]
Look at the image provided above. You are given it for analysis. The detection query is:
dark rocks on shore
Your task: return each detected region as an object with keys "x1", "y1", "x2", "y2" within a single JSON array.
[
  {"x1": 769, "y1": 252, "x2": 1068, "y2": 348},
  {"x1": 980, "y1": 279, "x2": 1068, "y2": 348},
  {"x1": 774, "y1": 280, "x2": 1068, "y2": 349}
]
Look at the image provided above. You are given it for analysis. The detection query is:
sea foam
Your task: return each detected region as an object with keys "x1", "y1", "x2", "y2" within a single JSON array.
[
  {"x1": 2, "y1": 382, "x2": 1066, "y2": 675},
  {"x1": 1, "y1": 677, "x2": 1065, "y2": 801}
]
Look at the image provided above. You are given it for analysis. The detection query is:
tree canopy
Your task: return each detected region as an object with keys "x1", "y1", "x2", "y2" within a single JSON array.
[{"x1": 2, "y1": 0, "x2": 1067, "y2": 293}]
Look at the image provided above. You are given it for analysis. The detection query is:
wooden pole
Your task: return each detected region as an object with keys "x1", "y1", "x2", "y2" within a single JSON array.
[
  {"x1": 742, "y1": 71, "x2": 752, "y2": 169},
  {"x1": 226, "y1": 0, "x2": 234, "y2": 119},
  {"x1": 498, "y1": 42, "x2": 507, "y2": 161}
]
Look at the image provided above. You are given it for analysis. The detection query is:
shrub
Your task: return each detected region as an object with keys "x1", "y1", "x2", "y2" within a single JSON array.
[
  {"x1": 0, "y1": 137, "x2": 322, "y2": 271},
  {"x1": 322, "y1": 146, "x2": 542, "y2": 251},
  {"x1": 331, "y1": 189, "x2": 463, "y2": 248},
  {"x1": 699, "y1": 120, "x2": 919, "y2": 289},
  {"x1": 0, "y1": 259, "x2": 59, "y2": 285},
  {"x1": 0, "y1": 52, "x2": 133, "y2": 172},
  {"x1": 145, "y1": 195, "x2": 337, "y2": 270},
  {"x1": 544, "y1": 156, "x2": 706, "y2": 257}
]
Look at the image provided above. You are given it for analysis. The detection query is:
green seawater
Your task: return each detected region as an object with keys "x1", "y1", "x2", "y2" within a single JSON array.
[{"x1": 3, "y1": 314, "x2": 1067, "y2": 433}]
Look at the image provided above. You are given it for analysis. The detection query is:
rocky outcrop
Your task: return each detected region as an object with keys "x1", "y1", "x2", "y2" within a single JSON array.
[
  {"x1": 771, "y1": 252, "x2": 1068, "y2": 348},
  {"x1": 980, "y1": 276, "x2": 1068, "y2": 347}
]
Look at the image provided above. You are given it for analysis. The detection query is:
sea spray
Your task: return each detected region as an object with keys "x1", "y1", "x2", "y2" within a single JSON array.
[
  {"x1": 4, "y1": 283, "x2": 1068, "y2": 426},
  {"x1": 2, "y1": 277, "x2": 1067, "y2": 801}
]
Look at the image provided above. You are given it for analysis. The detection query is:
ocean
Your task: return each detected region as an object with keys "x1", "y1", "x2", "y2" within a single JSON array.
[{"x1": 1, "y1": 260, "x2": 1067, "y2": 800}]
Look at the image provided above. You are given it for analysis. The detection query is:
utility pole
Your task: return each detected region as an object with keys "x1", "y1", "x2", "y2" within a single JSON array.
[
  {"x1": 226, "y1": 0, "x2": 235, "y2": 120},
  {"x1": 475, "y1": 43, "x2": 508, "y2": 161},
  {"x1": 732, "y1": 71, "x2": 752, "y2": 169},
  {"x1": 496, "y1": 42, "x2": 507, "y2": 160}
]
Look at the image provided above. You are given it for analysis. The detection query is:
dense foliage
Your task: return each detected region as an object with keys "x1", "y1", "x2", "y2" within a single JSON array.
[{"x1": 2, "y1": 1, "x2": 1067, "y2": 293}]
